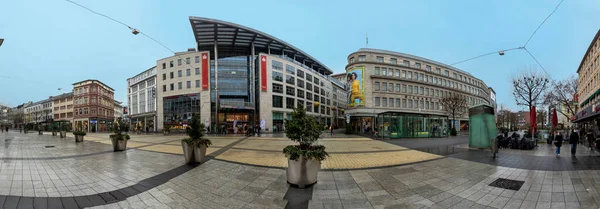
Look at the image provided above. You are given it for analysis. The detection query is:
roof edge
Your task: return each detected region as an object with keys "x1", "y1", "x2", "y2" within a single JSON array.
[{"x1": 576, "y1": 29, "x2": 600, "y2": 73}]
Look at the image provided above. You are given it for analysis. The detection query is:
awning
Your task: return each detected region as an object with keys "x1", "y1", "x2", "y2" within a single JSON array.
[{"x1": 572, "y1": 105, "x2": 599, "y2": 123}]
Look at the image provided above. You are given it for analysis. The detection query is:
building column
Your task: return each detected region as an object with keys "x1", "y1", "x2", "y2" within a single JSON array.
[{"x1": 214, "y1": 41, "x2": 219, "y2": 132}]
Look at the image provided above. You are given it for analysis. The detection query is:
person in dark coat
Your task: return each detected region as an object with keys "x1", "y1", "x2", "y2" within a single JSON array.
[
  {"x1": 569, "y1": 129, "x2": 579, "y2": 156},
  {"x1": 554, "y1": 131, "x2": 564, "y2": 157},
  {"x1": 587, "y1": 130, "x2": 595, "y2": 151}
]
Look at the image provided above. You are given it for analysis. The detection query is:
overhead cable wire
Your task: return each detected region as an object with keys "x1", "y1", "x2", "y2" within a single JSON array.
[
  {"x1": 523, "y1": 0, "x2": 565, "y2": 47},
  {"x1": 64, "y1": 0, "x2": 201, "y2": 75},
  {"x1": 450, "y1": 47, "x2": 523, "y2": 66}
]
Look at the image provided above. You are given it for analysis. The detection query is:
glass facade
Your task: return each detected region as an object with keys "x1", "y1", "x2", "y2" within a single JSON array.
[
  {"x1": 376, "y1": 112, "x2": 449, "y2": 139},
  {"x1": 163, "y1": 93, "x2": 200, "y2": 130}
]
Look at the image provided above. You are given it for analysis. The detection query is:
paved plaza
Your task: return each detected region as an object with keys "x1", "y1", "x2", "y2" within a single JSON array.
[{"x1": 1, "y1": 131, "x2": 600, "y2": 208}]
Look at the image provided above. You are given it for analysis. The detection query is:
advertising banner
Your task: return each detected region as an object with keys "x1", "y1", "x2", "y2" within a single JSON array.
[
  {"x1": 261, "y1": 55, "x2": 267, "y2": 91},
  {"x1": 201, "y1": 52, "x2": 209, "y2": 90},
  {"x1": 346, "y1": 66, "x2": 365, "y2": 107}
]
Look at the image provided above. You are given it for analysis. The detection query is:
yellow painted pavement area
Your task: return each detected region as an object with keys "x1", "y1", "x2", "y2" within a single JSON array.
[{"x1": 79, "y1": 133, "x2": 443, "y2": 169}]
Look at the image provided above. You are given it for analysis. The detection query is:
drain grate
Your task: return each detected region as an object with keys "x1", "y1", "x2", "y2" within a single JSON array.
[
  {"x1": 45, "y1": 146, "x2": 55, "y2": 148},
  {"x1": 489, "y1": 178, "x2": 525, "y2": 191}
]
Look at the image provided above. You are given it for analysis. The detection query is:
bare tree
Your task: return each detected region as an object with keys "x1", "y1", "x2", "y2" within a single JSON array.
[
  {"x1": 543, "y1": 76, "x2": 578, "y2": 119},
  {"x1": 440, "y1": 94, "x2": 468, "y2": 131},
  {"x1": 512, "y1": 70, "x2": 549, "y2": 132}
]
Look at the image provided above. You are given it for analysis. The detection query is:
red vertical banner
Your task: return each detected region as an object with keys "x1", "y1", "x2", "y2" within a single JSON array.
[
  {"x1": 201, "y1": 52, "x2": 209, "y2": 90},
  {"x1": 260, "y1": 55, "x2": 267, "y2": 91}
]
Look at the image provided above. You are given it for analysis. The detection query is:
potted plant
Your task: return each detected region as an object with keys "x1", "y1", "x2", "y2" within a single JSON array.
[
  {"x1": 73, "y1": 130, "x2": 86, "y2": 142},
  {"x1": 110, "y1": 117, "x2": 130, "y2": 151},
  {"x1": 163, "y1": 125, "x2": 171, "y2": 135},
  {"x1": 283, "y1": 107, "x2": 329, "y2": 188},
  {"x1": 181, "y1": 114, "x2": 212, "y2": 164},
  {"x1": 59, "y1": 123, "x2": 67, "y2": 138},
  {"x1": 51, "y1": 124, "x2": 57, "y2": 136}
]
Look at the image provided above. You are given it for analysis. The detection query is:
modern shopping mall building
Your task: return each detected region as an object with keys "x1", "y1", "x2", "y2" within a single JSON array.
[
  {"x1": 149, "y1": 17, "x2": 346, "y2": 133},
  {"x1": 333, "y1": 48, "x2": 492, "y2": 138}
]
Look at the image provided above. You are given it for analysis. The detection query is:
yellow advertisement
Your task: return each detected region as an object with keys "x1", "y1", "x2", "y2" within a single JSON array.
[{"x1": 346, "y1": 66, "x2": 364, "y2": 107}]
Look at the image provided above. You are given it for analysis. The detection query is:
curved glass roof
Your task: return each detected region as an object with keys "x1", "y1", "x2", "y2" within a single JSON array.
[{"x1": 189, "y1": 17, "x2": 332, "y2": 75}]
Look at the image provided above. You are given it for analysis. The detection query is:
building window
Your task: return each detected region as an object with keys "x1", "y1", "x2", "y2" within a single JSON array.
[
  {"x1": 195, "y1": 56, "x2": 200, "y2": 63},
  {"x1": 444, "y1": 70, "x2": 449, "y2": 77},
  {"x1": 195, "y1": 68, "x2": 200, "y2": 75},
  {"x1": 435, "y1": 68, "x2": 441, "y2": 74},
  {"x1": 286, "y1": 75, "x2": 295, "y2": 85},
  {"x1": 306, "y1": 74, "x2": 312, "y2": 82},
  {"x1": 426, "y1": 65, "x2": 431, "y2": 72},
  {"x1": 395, "y1": 84, "x2": 400, "y2": 92},
  {"x1": 306, "y1": 92, "x2": 313, "y2": 101},
  {"x1": 297, "y1": 79, "x2": 304, "y2": 88},
  {"x1": 286, "y1": 65, "x2": 295, "y2": 74},
  {"x1": 178, "y1": 59, "x2": 182, "y2": 66},
  {"x1": 273, "y1": 71, "x2": 283, "y2": 82},
  {"x1": 389, "y1": 83, "x2": 393, "y2": 92},
  {"x1": 170, "y1": 72, "x2": 174, "y2": 79},
  {"x1": 286, "y1": 86, "x2": 295, "y2": 96},
  {"x1": 425, "y1": 88, "x2": 429, "y2": 96},
  {"x1": 170, "y1": 83, "x2": 174, "y2": 91},
  {"x1": 178, "y1": 70, "x2": 182, "y2": 77},
  {"x1": 178, "y1": 82, "x2": 182, "y2": 89},
  {"x1": 186, "y1": 81, "x2": 191, "y2": 89},
  {"x1": 402, "y1": 84, "x2": 407, "y2": 93},
  {"x1": 349, "y1": 57, "x2": 355, "y2": 63},
  {"x1": 273, "y1": 96, "x2": 283, "y2": 108},
  {"x1": 195, "y1": 80, "x2": 200, "y2": 88},
  {"x1": 395, "y1": 70, "x2": 400, "y2": 77},
  {"x1": 426, "y1": 101, "x2": 430, "y2": 110},
  {"x1": 358, "y1": 55, "x2": 366, "y2": 61},
  {"x1": 376, "y1": 56, "x2": 384, "y2": 63},
  {"x1": 390, "y1": 58, "x2": 397, "y2": 64},
  {"x1": 408, "y1": 99, "x2": 413, "y2": 108},
  {"x1": 375, "y1": 82, "x2": 380, "y2": 91},
  {"x1": 403, "y1": 60, "x2": 409, "y2": 66},
  {"x1": 419, "y1": 73, "x2": 424, "y2": 81},
  {"x1": 272, "y1": 60, "x2": 283, "y2": 71},
  {"x1": 186, "y1": 69, "x2": 191, "y2": 76},
  {"x1": 162, "y1": 74, "x2": 166, "y2": 80},
  {"x1": 420, "y1": 87, "x2": 424, "y2": 95},
  {"x1": 420, "y1": 101, "x2": 424, "y2": 109},
  {"x1": 297, "y1": 69, "x2": 304, "y2": 78},
  {"x1": 375, "y1": 67, "x2": 380, "y2": 76},
  {"x1": 415, "y1": 63, "x2": 421, "y2": 69},
  {"x1": 453, "y1": 73, "x2": 457, "y2": 79},
  {"x1": 186, "y1": 57, "x2": 190, "y2": 64},
  {"x1": 402, "y1": 99, "x2": 407, "y2": 108},
  {"x1": 382, "y1": 97, "x2": 387, "y2": 107},
  {"x1": 375, "y1": 97, "x2": 381, "y2": 106},
  {"x1": 297, "y1": 89, "x2": 305, "y2": 99},
  {"x1": 408, "y1": 85, "x2": 413, "y2": 94},
  {"x1": 395, "y1": 98, "x2": 400, "y2": 107},
  {"x1": 382, "y1": 68, "x2": 387, "y2": 76},
  {"x1": 286, "y1": 98, "x2": 295, "y2": 109},
  {"x1": 162, "y1": 85, "x2": 166, "y2": 92},
  {"x1": 169, "y1": 61, "x2": 173, "y2": 67},
  {"x1": 273, "y1": 83, "x2": 283, "y2": 93},
  {"x1": 382, "y1": 82, "x2": 387, "y2": 91},
  {"x1": 402, "y1": 70, "x2": 406, "y2": 78},
  {"x1": 314, "y1": 77, "x2": 319, "y2": 84},
  {"x1": 162, "y1": 63, "x2": 166, "y2": 69}
]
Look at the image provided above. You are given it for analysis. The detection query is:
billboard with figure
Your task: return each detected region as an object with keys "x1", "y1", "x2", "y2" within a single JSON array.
[{"x1": 346, "y1": 66, "x2": 364, "y2": 107}]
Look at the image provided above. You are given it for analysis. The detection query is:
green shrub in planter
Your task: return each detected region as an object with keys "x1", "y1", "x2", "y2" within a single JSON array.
[
  {"x1": 345, "y1": 123, "x2": 354, "y2": 134},
  {"x1": 110, "y1": 117, "x2": 130, "y2": 151},
  {"x1": 181, "y1": 114, "x2": 212, "y2": 164},
  {"x1": 73, "y1": 131, "x2": 87, "y2": 136},
  {"x1": 283, "y1": 107, "x2": 329, "y2": 188},
  {"x1": 450, "y1": 127, "x2": 457, "y2": 136}
]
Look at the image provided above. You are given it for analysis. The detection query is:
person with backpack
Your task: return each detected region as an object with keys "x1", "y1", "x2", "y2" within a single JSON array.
[
  {"x1": 554, "y1": 131, "x2": 564, "y2": 157},
  {"x1": 569, "y1": 129, "x2": 579, "y2": 156}
]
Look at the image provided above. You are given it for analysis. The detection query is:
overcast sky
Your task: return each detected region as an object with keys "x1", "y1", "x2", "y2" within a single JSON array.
[{"x1": 0, "y1": 0, "x2": 598, "y2": 111}]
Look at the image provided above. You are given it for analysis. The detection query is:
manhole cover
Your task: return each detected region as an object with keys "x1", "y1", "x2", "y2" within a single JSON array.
[
  {"x1": 489, "y1": 178, "x2": 525, "y2": 191},
  {"x1": 45, "y1": 146, "x2": 55, "y2": 148}
]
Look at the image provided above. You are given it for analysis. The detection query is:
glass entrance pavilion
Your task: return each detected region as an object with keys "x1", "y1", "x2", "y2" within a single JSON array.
[{"x1": 376, "y1": 112, "x2": 449, "y2": 139}]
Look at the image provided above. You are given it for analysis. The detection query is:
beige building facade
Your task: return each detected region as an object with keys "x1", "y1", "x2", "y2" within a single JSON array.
[
  {"x1": 52, "y1": 92, "x2": 74, "y2": 128},
  {"x1": 574, "y1": 30, "x2": 600, "y2": 125},
  {"x1": 338, "y1": 48, "x2": 491, "y2": 138}
]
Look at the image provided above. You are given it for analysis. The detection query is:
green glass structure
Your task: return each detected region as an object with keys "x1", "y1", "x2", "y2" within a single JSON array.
[
  {"x1": 376, "y1": 112, "x2": 449, "y2": 139},
  {"x1": 468, "y1": 104, "x2": 497, "y2": 148}
]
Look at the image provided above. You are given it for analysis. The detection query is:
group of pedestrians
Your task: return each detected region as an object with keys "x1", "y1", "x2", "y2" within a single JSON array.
[{"x1": 553, "y1": 129, "x2": 596, "y2": 157}]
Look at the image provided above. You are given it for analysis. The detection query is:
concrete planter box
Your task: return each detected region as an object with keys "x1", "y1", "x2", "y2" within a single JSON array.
[
  {"x1": 181, "y1": 141, "x2": 207, "y2": 164},
  {"x1": 60, "y1": 131, "x2": 66, "y2": 138},
  {"x1": 110, "y1": 135, "x2": 128, "y2": 151},
  {"x1": 75, "y1": 135, "x2": 84, "y2": 142},
  {"x1": 287, "y1": 158, "x2": 321, "y2": 188}
]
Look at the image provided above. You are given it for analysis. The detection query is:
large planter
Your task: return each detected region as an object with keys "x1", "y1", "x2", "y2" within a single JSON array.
[
  {"x1": 163, "y1": 130, "x2": 170, "y2": 135},
  {"x1": 181, "y1": 141, "x2": 207, "y2": 164},
  {"x1": 75, "y1": 135, "x2": 84, "y2": 142},
  {"x1": 52, "y1": 132, "x2": 57, "y2": 136},
  {"x1": 287, "y1": 158, "x2": 321, "y2": 188},
  {"x1": 60, "y1": 131, "x2": 66, "y2": 138},
  {"x1": 38, "y1": 131, "x2": 43, "y2": 135},
  {"x1": 110, "y1": 135, "x2": 128, "y2": 151}
]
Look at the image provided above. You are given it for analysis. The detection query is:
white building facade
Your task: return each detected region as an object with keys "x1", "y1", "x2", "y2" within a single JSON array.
[{"x1": 127, "y1": 66, "x2": 158, "y2": 132}]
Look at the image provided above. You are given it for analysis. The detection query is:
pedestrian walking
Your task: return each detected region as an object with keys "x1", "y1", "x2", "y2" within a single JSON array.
[
  {"x1": 554, "y1": 131, "x2": 564, "y2": 157},
  {"x1": 569, "y1": 129, "x2": 579, "y2": 156},
  {"x1": 330, "y1": 124, "x2": 334, "y2": 135},
  {"x1": 587, "y1": 130, "x2": 595, "y2": 151}
]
